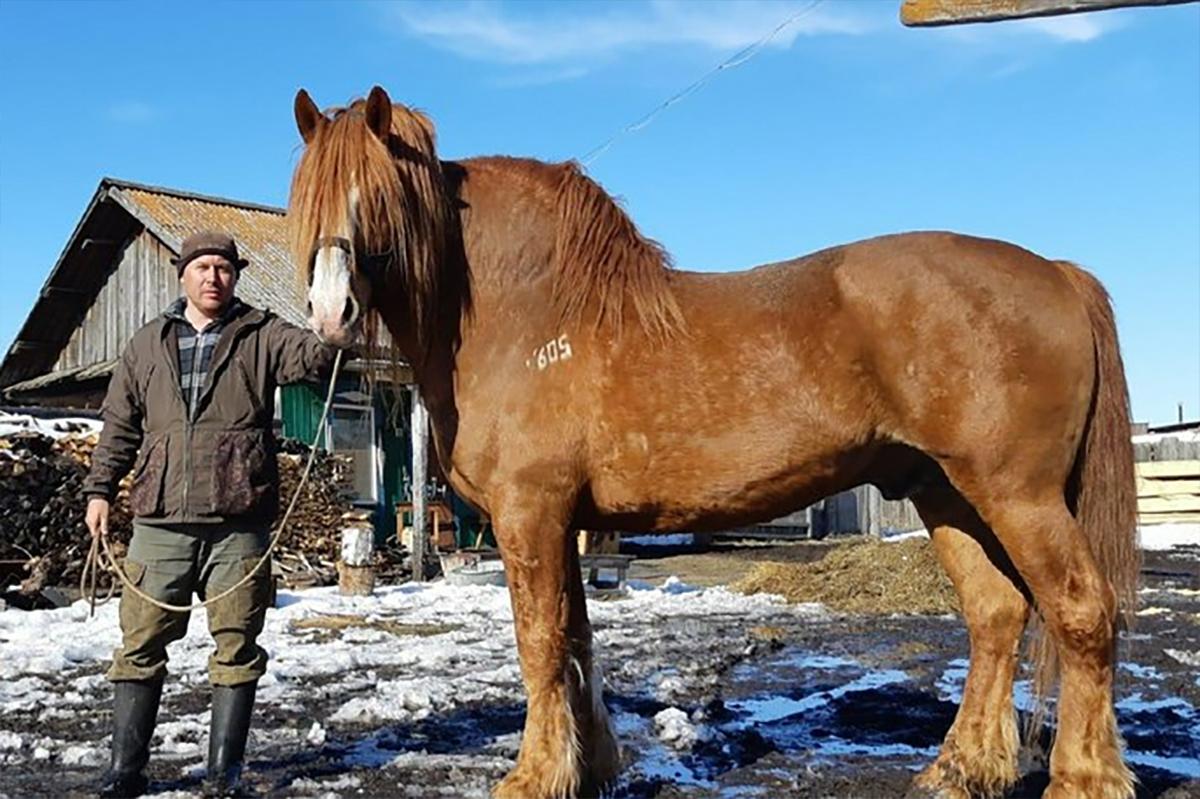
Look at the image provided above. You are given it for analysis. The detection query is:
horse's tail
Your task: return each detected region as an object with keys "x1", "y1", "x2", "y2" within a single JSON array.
[
  {"x1": 1028, "y1": 260, "x2": 1140, "y2": 736},
  {"x1": 1057, "y1": 262, "x2": 1140, "y2": 626}
]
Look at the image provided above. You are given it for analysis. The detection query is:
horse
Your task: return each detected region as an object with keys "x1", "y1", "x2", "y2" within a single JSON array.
[{"x1": 286, "y1": 86, "x2": 1139, "y2": 799}]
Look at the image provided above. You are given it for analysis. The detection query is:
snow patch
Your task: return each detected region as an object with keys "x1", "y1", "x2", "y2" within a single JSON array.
[
  {"x1": 622, "y1": 534, "x2": 695, "y2": 547},
  {"x1": 881, "y1": 529, "x2": 929, "y2": 542},
  {"x1": 1165, "y1": 649, "x2": 1200, "y2": 668},
  {"x1": 1139, "y1": 524, "x2": 1200, "y2": 551},
  {"x1": 0, "y1": 411, "x2": 102, "y2": 440},
  {"x1": 654, "y1": 707, "x2": 709, "y2": 749}
]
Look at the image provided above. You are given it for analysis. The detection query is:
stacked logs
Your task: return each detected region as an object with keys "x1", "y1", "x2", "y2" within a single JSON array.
[
  {"x1": 0, "y1": 432, "x2": 131, "y2": 594},
  {"x1": 1, "y1": 430, "x2": 401, "y2": 593}
]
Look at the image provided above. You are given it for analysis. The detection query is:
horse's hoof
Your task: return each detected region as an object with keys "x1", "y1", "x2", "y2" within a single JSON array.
[
  {"x1": 908, "y1": 764, "x2": 971, "y2": 799},
  {"x1": 492, "y1": 774, "x2": 535, "y2": 799},
  {"x1": 493, "y1": 770, "x2": 582, "y2": 799},
  {"x1": 1042, "y1": 775, "x2": 1135, "y2": 799},
  {"x1": 904, "y1": 783, "x2": 969, "y2": 799}
]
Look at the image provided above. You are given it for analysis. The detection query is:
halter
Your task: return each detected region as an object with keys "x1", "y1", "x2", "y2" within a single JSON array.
[
  {"x1": 310, "y1": 236, "x2": 354, "y2": 267},
  {"x1": 308, "y1": 236, "x2": 392, "y2": 282}
]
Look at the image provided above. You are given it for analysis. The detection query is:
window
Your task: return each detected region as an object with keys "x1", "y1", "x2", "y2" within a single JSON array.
[{"x1": 325, "y1": 384, "x2": 379, "y2": 504}]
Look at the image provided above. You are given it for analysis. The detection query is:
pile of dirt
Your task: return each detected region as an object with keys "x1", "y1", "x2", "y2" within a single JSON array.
[{"x1": 733, "y1": 537, "x2": 959, "y2": 615}]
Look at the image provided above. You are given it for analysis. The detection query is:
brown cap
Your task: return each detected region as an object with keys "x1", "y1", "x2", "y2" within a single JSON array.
[{"x1": 171, "y1": 231, "x2": 249, "y2": 275}]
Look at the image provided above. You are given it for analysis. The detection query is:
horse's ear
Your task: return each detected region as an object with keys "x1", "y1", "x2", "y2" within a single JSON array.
[
  {"x1": 364, "y1": 85, "x2": 393, "y2": 142},
  {"x1": 294, "y1": 89, "x2": 324, "y2": 144}
]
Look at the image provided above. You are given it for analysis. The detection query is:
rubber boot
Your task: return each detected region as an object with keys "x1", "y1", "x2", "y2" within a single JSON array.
[
  {"x1": 203, "y1": 681, "x2": 257, "y2": 797},
  {"x1": 97, "y1": 678, "x2": 163, "y2": 798}
]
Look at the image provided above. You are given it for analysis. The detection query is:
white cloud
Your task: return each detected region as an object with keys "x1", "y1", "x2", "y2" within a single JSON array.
[
  {"x1": 386, "y1": 0, "x2": 878, "y2": 67},
  {"x1": 1013, "y1": 12, "x2": 1124, "y2": 42},
  {"x1": 106, "y1": 101, "x2": 155, "y2": 124},
  {"x1": 938, "y1": 8, "x2": 1127, "y2": 46},
  {"x1": 491, "y1": 66, "x2": 590, "y2": 88}
]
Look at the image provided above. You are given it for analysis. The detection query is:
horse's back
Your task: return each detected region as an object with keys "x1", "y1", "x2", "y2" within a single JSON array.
[{"x1": 581, "y1": 231, "x2": 1097, "y2": 527}]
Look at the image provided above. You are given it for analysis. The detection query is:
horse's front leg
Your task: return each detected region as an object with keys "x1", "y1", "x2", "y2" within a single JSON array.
[{"x1": 492, "y1": 500, "x2": 620, "y2": 799}]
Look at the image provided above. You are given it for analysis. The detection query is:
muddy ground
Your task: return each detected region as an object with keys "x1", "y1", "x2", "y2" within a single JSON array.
[{"x1": 1, "y1": 537, "x2": 1197, "y2": 799}]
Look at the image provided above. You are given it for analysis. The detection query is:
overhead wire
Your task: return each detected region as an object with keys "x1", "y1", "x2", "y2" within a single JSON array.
[{"x1": 580, "y1": 0, "x2": 826, "y2": 167}]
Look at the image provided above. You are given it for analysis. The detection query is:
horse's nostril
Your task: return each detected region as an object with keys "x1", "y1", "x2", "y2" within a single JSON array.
[
  {"x1": 342, "y1": 296, "x2": 357, "y2": 325},
  {"x1": 306, "y1": 300, "x2": 313, "y2": 317}
]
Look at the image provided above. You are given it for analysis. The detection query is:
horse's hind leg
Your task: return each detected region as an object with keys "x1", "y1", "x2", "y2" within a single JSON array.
[
  {"x1": 961, "y1": 486, "x2": 1133, "y2": 799},
  {"x1": 910, "y1": 486, "x2": 1029, "y2": 799},
  {"x1": 491, "y1": 500, "x2": 619, "y2": 799}
]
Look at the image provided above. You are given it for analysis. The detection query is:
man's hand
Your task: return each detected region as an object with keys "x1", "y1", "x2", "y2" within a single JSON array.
[{"x1": 85, "y1": 497, "x2": 110, "y2": 539}]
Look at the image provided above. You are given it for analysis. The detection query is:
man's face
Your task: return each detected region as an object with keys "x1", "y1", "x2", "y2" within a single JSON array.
[{"x1": 181, "y1": 254, "x2": 237, "y2": 315}]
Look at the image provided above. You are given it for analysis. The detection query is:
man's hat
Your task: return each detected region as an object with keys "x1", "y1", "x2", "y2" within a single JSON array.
[{"x1": 171, "y1": 231, "x2": 249, "y2": 275}]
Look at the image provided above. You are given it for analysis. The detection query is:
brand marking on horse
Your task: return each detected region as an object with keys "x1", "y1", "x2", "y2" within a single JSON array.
[{"x1": 527, "y1": 334, "x2": 574, "y2": 371}]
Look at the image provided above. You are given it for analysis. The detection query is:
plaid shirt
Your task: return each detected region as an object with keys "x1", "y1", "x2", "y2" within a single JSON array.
[{"x1": 165, "y1": 297, "x2": 246, "y2": 420}]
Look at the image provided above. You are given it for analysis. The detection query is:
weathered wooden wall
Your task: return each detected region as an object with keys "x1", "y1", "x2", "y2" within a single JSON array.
[
  {"x1": 55, "y1": 231, "x2": 178, "y2": 371},
  {"x1": 1135, "y1": 436, "x2": 1200, "y2": 462},
  {"x1": 810, "y1": 486, "x2": 924, "y2": 538}
]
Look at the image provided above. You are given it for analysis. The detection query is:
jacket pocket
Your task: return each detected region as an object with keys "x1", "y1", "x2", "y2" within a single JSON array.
[
  {"x1": 232, "y1": 358, "x2": 265, "y2": 417},
  {"x1": 210, "y1": 430, "x2": 274, "y2": 516},
  {"x1": 129, "y1": 436, "x2": 167, "y2": 517}
]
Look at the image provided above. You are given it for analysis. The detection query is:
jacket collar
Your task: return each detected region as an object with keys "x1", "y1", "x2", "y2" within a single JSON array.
[
  {"x1": 163, "y1": 296, "x2": 250, "y2": 328},
  {"x1": 156, "y1": 299, "x2": 270, "y2": 418}
]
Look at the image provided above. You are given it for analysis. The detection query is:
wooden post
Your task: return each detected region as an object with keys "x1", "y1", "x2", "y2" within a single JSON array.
[
  {"x1": 901, "y1": 0, "x2": 1197, "y2": 27},
  {"x1": 857, "y1": 485, "x2": 884, "y2": 538},
  {"x1": 410, "y1": 386, "x2": 429, "y2": 582}
]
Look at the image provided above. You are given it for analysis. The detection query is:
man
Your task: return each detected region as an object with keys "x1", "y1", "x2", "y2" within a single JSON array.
[{"x1": 83, "y1": 231, "x2": 334, "y2": 798}]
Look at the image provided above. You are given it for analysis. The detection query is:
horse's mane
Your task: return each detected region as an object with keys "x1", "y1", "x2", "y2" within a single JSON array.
[
  {"x1": 288, "y1": 95, "x2": 683, "y2": 342},
  {"x1": 552, "y1": 162, "x2": 684, "y2": 339}
]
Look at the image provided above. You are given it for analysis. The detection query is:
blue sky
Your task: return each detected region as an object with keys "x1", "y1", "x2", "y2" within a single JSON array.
[{"x1": 0, "y1": 0, "x2": 1196, "y2": 425}]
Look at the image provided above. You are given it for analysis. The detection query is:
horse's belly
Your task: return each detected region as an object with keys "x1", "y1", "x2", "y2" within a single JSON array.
[{"x1": 583, "y1": 448, "x2": 868, "y2": 533}]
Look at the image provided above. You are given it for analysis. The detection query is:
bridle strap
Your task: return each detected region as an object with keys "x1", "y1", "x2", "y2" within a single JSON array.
[
  {"x1": 308, "y1": 236, "x2": 354, "y2": 280},
  {"x1": 308, "y1": 235, "x2": 392, "y2": 281},
  {"x1": 313, "y1": 236, "x2": 353, "y2": 255}
]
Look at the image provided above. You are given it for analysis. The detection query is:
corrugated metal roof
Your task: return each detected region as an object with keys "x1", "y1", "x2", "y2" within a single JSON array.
[{"x1": 112, "y1": 182, "x2": 307, "y2": 326}]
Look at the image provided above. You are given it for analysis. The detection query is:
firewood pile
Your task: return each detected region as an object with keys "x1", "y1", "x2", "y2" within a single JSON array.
[
  {"x1": 0, "y1": 432, "x2": 129, "y2": 596},
  {"x1": 1, "y1": 429, "x2": 408, "y2": 598}
]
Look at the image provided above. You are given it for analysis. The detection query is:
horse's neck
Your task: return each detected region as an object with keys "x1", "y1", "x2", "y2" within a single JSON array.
[{"x1": 393, "y1": 158, "x2": 560, "y2": 464}]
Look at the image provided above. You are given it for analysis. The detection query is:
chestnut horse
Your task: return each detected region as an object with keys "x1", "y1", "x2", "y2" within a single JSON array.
[{"x1": 287, "y1": 86, "x2": 1139, "y2": 799}]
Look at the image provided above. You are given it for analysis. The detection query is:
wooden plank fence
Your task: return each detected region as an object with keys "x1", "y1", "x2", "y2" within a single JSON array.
[{"x1": 1137, "y1": 453, "x2": 1200, "y2": 526}]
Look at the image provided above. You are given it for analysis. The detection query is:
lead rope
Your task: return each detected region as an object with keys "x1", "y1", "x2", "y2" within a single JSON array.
[{"x1": 80, "y1": 349, "x2": 344, "y2": 616}]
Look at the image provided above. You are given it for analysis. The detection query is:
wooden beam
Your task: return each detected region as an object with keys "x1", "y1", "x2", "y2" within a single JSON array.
[
  {"x1": 901, "y1": 0, "x2": 1197, "y2": 27},
  {"x1": 80, "y1": 238, "x2": 119, "y2": 251},
  {"x1": 409, "y1": 387, "x2": 429, "y2": 582},
  {"x1": 40, "y1": 285, "x2": 90, "y2": 298},
  {"x1": 1137, "y1": 460, "x2": 1200, "y2": 479}
]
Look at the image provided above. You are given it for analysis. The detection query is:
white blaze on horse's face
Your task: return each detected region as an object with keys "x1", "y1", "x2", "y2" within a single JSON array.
[
  {"x1": 308, "y1": 240, "x2": 356, "y2": 347},
  {"x1": 307, "y1": 187, "x2": 364, "y2": 348}
]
